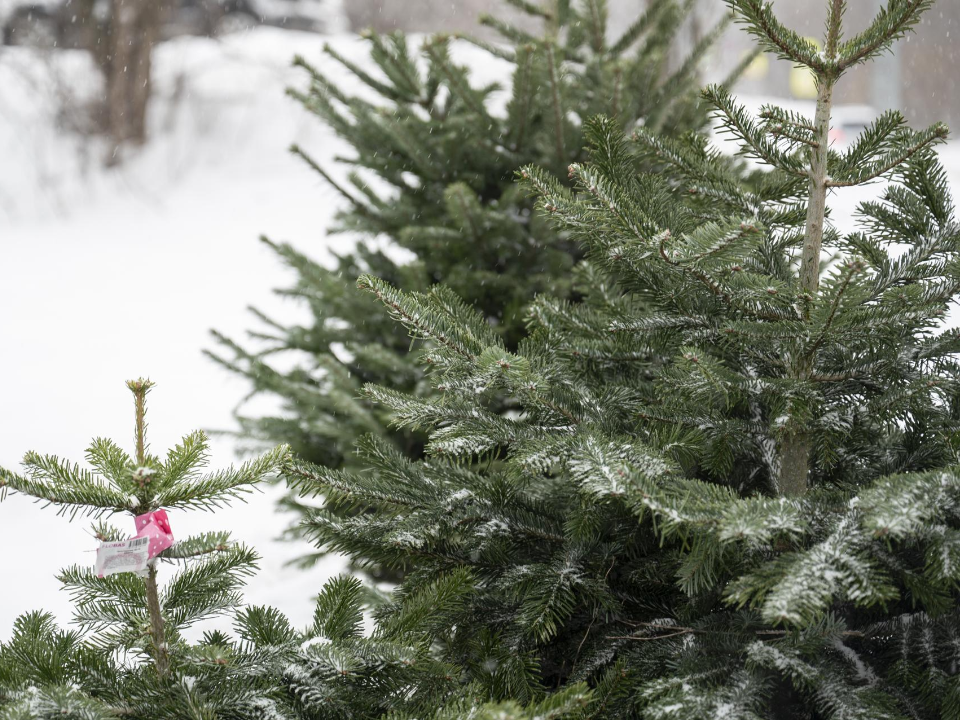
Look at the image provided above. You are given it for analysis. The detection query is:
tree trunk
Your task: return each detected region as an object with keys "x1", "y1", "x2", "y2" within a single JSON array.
[
  {"x1": 778, "y1": 0, "x2": 842, "y2": 496},
  {"x1": 105, "y1": 0, "x2": 159, "y2": 162}
]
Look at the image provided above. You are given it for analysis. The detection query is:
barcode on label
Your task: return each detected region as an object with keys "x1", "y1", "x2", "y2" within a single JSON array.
[{"x1": 96, "y1": 536, "x2": 151, "y2": 578}]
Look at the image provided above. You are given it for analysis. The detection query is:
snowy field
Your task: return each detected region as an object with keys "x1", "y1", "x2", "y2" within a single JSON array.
[{"x1": 1, "y1": 27, "x2": 958, "y2": 640}]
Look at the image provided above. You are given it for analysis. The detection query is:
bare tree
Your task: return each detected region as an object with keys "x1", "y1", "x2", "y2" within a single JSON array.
[
  {"x1": 53, "y1": 0, "x2": 160, "y2": 161},
  {"x1": 103, "y1": 0, "x2": 160, "y2": 161}
]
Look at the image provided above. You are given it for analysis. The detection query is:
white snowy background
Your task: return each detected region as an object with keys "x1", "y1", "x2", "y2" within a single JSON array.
[{"x1": 1, "y1": 27, "x2": 958, "y2": 640}]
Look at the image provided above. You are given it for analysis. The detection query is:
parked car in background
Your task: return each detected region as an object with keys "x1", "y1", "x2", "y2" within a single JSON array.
[
  {"x1": 170, "y1": 0, "x2": 349, "y2": 37},
  {"x1": 0, "y1": 0, "x2": 63, "y2": 46},
  {"x1": 828, "y1": 104, "x2": 879, "y2": 150},
  {"x1": 1, "y1": 0, "x2": 347, "y2": 47}
]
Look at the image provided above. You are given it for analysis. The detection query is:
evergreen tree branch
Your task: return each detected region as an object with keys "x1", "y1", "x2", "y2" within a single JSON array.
[
  {"x1": 507, "y1": 44, "x2": 535, "y2": 151},
  {"x1": 608, "y1": 0, "x2": 669, "y2": 57},
  {"x1": 805, "y1": 259, "x2": 864, "y2": 358},
  {"x1": 0, "y1": 458, "x2": 130, "y2": 518},
  {"x1": 544, "y1": 41, "x2": 567, "y2": 164},
  {"x1": 826, "y1": 123, "x2": 949, "y2": 187},
  {"x1": 323, "y1": 39, "x2": 407, "y2": 102},
  {"x1": 289, "y1": 144, "x2": 370, "y2": 212},
  {"x1": 422, "y1": 36, "x2": 494, "y2": 122},
  {"x1": 726, "y1": 0, "x2": 827, "y2": 72},
  {"x1": 838, "y1": 0, "x2": 932, "y2": 70},
  {"x1": 648, "y1": 15, "x2": 731, "y2": 131},
  {"x1": 703, "y1": 85, "x2": 808, "y2": 177},
  {"x1": 154, "y1": 444, "x2": 289, "y2": 511},
  {"x1": 583, "y1": 0, "x2": 606, "y2": 53},
  {"x1": 503, "y1": 0, "x2": 553, "y2": 20},
  {"x1": 478, "y1": 13, "x2": 540, "y2": 47}
]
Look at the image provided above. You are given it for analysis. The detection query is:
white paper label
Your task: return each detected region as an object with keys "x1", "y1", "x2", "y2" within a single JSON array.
[{"x1": 95, "y1": 536, "x2": 150, "y2": 577}]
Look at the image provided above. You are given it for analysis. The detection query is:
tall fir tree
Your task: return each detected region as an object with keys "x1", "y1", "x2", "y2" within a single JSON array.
[
  {"x1": 282, "y1": 0, "x2": 960, "y2": 717},
  {"x1": 207, "y1": 0, "x2": 743, "y2": 571}
]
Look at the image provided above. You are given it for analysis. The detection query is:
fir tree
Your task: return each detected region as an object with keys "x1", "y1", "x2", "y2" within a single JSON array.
[
  {"x1": 207, "y1": 0, "x2": 742, "y2": 571},
  {"x1": 0, "y1": 382, "x2": 594, "y2": 720},
  {"x1": 283, "y1": 0, "x2": 960, "y2": 717},
  {"x1": 0, "y1": 379, "x2": 290, "y2": 718}
]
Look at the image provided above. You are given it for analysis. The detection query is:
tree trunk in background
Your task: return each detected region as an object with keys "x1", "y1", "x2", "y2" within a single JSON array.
[
  {"x1": 105, "y1": 0, "x2": 159, "y2": 162},
  {"x1": 71, "y1": 0, "x2": 104, "y2": 56}
]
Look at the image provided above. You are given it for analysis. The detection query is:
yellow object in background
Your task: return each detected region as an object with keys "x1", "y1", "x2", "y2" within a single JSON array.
[
  {"x1": 790, "y1": 37, "x2": 822, "y2": 99},
  {"x1": 744, "y1": 51, "x2": 769, "y2": 81}
]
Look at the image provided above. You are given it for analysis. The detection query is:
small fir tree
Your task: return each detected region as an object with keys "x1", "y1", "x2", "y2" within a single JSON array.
[
  {"x1": 208, "y1": 0, "x2": 743, "y2": 572},
  {"x1": 0, "y1": 382, "x2": 592, "y2": 719},
  {"x1": 0, "y1": 380, "x2": 289, "y2": 718},
  {"x1": 283, "y1": 0, "x2": 960, "y2": 717}
]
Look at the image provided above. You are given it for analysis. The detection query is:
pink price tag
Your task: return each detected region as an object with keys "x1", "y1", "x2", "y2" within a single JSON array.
[{"x1": 134, "y1": 509, "x2": 174, "y2": 559}]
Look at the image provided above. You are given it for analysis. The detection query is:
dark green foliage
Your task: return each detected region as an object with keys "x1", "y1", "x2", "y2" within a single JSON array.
[
  {"x1": 207, "y1": 0, "x2": 732, "y2": 573},
  {"x1": 279, "y1": 0, "x2": 960, "y2": 716},
  {"x1": 247, "y1": 573, "x2": 593, "y2": 719}
]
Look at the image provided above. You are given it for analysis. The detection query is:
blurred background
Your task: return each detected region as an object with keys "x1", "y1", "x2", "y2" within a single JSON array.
[
  {"x1": 345, "y1": 0, "x2": 959, "y2": 127},
  {"x1": 1, "y1": 0, "x2": 957, "y2": 175},
  {"x1": 1, "y1": 0, "x2": 957, "y2": 636}
]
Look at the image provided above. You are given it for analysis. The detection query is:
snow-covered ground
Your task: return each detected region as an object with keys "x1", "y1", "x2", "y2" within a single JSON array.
[{"x1": 1, "y1": 26, "x2": 958, "y2": 641}]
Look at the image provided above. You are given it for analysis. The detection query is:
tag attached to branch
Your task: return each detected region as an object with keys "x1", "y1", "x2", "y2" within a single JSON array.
[
  {"x1": 95, "y1": 537, "x2": 151, "y2": 577},
  {"x1": 94, "y1": 510, "x2": 175, "y2": 577}
]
